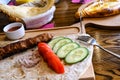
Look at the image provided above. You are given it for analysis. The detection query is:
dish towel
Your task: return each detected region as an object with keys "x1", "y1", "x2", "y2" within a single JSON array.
[{"x1": 71, "y1": 0, "x2": 91, "y2": 3}]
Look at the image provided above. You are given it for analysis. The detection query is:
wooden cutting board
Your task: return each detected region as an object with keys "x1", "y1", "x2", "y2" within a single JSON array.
[
  {"x1": 26, "y1": 27, "x2": 95, "y2": 80},
  {"x1": 77, "y1": 1, "x2": 120, "y2": 29},
  {"x1": 27, "y1": 27, "x2": 95, "y2": 80},
  {"x1": 0, "y1": 26, "x2": 95, "y2": 80}
]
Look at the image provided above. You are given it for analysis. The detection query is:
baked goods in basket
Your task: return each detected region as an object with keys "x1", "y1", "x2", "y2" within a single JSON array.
[
  {"x1": 0, "y1": 0, "x2": 55, "y2": 22},
  {"x1": 75, "y1": 1, "x2": 120, "y2": 18}
]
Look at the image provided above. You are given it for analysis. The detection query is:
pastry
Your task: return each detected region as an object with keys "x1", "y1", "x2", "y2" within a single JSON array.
[{"x1": 75, "y1": 1, "x2": 120, "y2": 18}]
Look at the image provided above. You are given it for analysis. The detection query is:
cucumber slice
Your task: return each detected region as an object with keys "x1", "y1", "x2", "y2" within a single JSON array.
[
  {"x1": 57, "y1": 42, "x2": 80, "y2": 58},
  {"x1": 65, "y1": 47, "x2": 89, "y2": 64},
  {"x1": 53, "y1": 38, "x2": 72, "y2": 53},
  {"x1": 48, "y1": 37, "x2": 65, "y2": 49}
]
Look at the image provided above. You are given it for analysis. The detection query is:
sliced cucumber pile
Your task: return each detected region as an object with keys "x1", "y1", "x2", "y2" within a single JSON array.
[
  {"x1": 65, "y1": 47, "x2": 89, "y2": 64},
  {"x1": 53, "y1": 38, "x2": 72, "y2": 53},
  {"x1": 56, "y1": 42, "x2": 80, "y2": 58},
  {"x1": 48, "y1": 37, "x2": 65, "y2": 49},
  {"x1": 48, "y1": 37, "x2": 89, "y2": 64}
]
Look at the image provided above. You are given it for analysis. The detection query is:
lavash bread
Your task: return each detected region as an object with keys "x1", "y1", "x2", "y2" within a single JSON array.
[
  {"x1": 0, "y1": 34, "x2": 93, "y2": 80},
  {"x1": 0, "y1": 0, "x2": 55, "y2": 22},
  {"x1": 75, "y1": 1, "x2": 120, "y2": 18}
]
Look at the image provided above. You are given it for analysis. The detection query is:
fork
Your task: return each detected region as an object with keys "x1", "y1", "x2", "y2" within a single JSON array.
[{"x1": 77, "y1": 12, "x2": 120, "y2": 58}]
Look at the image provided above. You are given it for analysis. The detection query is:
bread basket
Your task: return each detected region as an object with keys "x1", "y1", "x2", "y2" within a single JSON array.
[{"x1": 23, "y1": 6, "x2": 56, "y2": 29}]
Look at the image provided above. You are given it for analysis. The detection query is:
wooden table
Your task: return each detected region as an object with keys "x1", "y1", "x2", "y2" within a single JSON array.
[
  {"x1": 53, "y1": 0, "x2": 120, "y2": 80},
  {"x1": 54, "y1": 0, "x2": 120, "y2": 80},
  {"x1": 0, "y1": 0, "x2": 120, "y2": 80}
]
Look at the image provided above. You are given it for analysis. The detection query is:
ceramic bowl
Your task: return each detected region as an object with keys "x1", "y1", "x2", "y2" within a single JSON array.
[{"x1": 3, "y1": 22, "x2": 25, "y2": 40}]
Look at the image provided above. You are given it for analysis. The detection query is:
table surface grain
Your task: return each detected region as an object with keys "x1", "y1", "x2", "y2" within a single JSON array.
[
  {"x1": 0, "y1": 0, "x2": 120, "y2": 80},
  {"x1": 54, "y1": 1, "x2": 120, "y2": 80}
]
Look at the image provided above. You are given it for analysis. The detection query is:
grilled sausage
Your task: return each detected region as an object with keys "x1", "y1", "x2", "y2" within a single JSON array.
[{"x1": 0, "y1": 33, "x2": 53, "y2": 59}]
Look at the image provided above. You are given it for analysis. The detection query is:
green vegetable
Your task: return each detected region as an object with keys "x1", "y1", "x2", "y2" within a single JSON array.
[
  {"x1": 48, "y1": 37, "x2": 65, "y2": 49},
  {"x1": 57, "y1": 42, "x2": 80, "y2": 58},
  {"x1": 65, "y1": 47, "x2": 89, "y2": 64},
  {"x1": 53, "y1": 38, "x2": 72, "y2": 53}
]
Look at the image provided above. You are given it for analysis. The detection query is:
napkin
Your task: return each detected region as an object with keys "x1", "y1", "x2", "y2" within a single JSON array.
[
  {"x1": 0, "y1": 0, "x2": 11, "y2": 4},
  {"x1": 71, "y1": 0, "x2": 91, "y2": 4},
  {"x1": 8, "y1": 0, "x2": 16, "y2": 5},
  {"x1": 40, "y1": 23, "x2": 54, "y2": 29}
]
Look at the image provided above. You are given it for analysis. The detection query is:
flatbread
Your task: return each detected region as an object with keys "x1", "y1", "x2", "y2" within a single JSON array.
[
  {"x1": 75, "y1": 1, "x2": 120, "y2": 18},
  {"x1": 0, "y1": 0, "x2": 55, "y2": 22},
  {"x1": 0, "y1": 34, "x2": 93, "y2": 80}
]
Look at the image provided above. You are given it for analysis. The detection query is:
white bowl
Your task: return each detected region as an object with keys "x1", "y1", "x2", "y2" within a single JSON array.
[
  {"x1": 3, "y1": 22, "x2": 25, "y2": 40},
  {"x1": 23, "y1": 6, "x2": 56, "y2": 29}
]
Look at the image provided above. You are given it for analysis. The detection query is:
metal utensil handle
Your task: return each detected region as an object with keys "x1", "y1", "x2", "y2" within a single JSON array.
[
  {"x1": 79, "y1": 12, "x2": 86, "y2": 34},
  {"x1": 96, "y1": 44, "x2": 120, "y2": 58}
]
